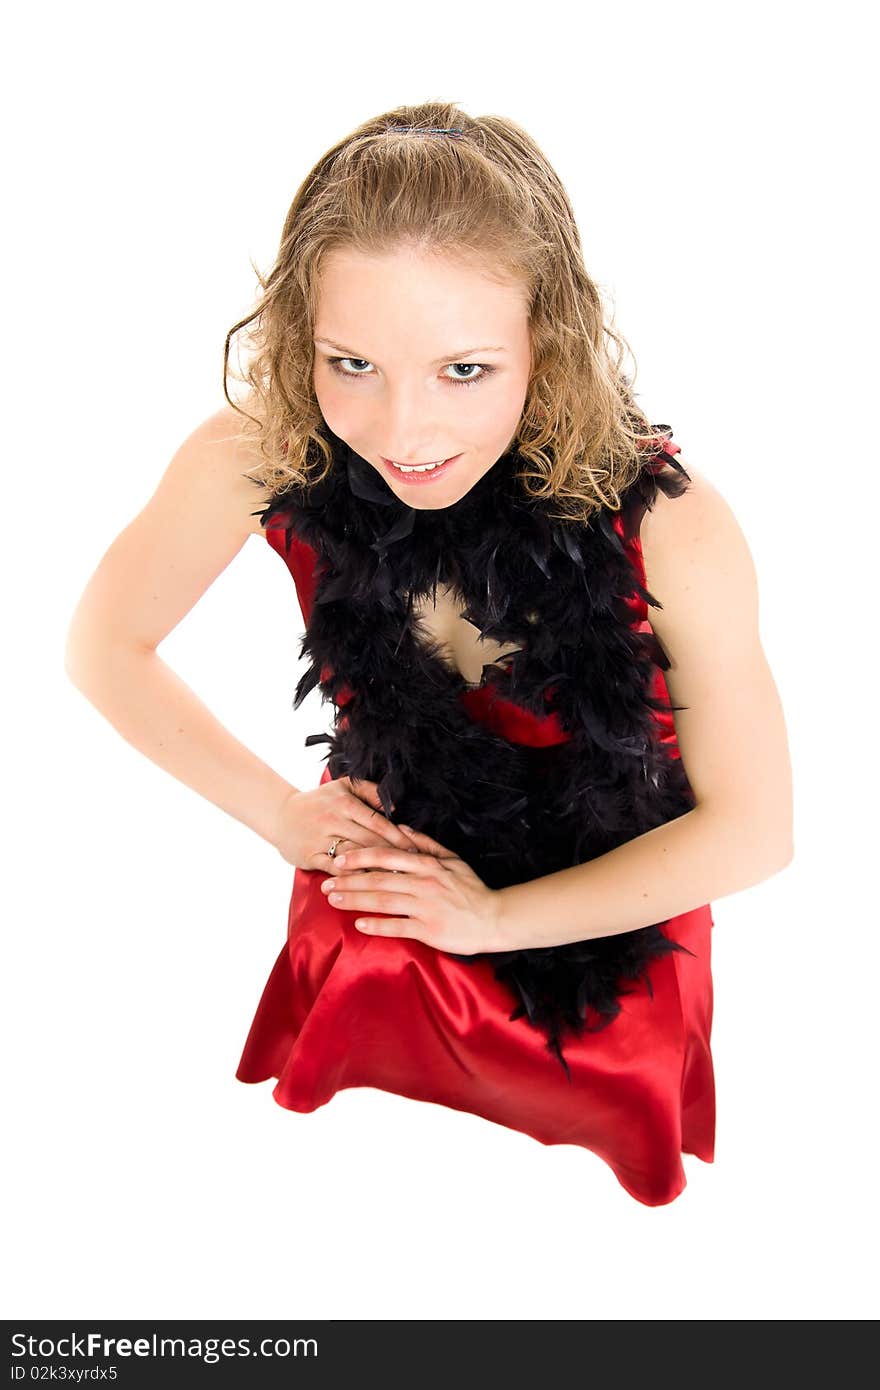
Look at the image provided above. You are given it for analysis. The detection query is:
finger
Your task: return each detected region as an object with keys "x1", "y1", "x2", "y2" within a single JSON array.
[
  {"x1": 397, "y1": 825, "x2": 458, "y2": 860},
  {"x1": 326, "y1": 884, "x2": 421, "y2": 913},
  {"x1": 315, "y1": 830, "x2": 419, "y2": 875},
  {"x1": 343, "y1": 779, "x2": 417, "y2": 850},
  {"x1": 347, "y1": 775, "x2": 388, "y2": 810},
  {"x1": 349, "y1": 808, "x2": 421, "y2": 851},
  {"x1": 353, "y1": 917, "x2": 417, "y2": 937},
  {"x1": 323, "y1": 870, "x2": 426, "y2": 900},
  {"x1": 347, "y1": 776, "x2": 400, "y2": 821},
  {"x1": 328, "y1": 849, "x2": 445, "y2": 879},
  {"x1": 312, "y1": 840, "x2": 356, "y2": 872}
]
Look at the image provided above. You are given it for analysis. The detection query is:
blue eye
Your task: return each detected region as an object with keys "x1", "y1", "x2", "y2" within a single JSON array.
[
  {"x1": 324, "y1": 357, "x2": 496, "y2": 389},
  {"x1": 445, "y1": 363, "x2": 491, "y2": 386}
]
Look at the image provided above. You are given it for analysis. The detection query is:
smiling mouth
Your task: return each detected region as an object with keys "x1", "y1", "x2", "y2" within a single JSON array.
[{"x1": 383, "y1": 457, "x2": 451, "y2": 472}]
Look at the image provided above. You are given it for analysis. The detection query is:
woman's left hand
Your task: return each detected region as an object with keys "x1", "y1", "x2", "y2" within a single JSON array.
[{"x1": 319, "y1": 824, "x2": 503, "y2": 955}]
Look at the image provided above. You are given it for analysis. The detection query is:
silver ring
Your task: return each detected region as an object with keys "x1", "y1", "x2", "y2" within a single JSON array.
[{"x1": 327, "y1": 837, "x2": 344, "y2": 859}]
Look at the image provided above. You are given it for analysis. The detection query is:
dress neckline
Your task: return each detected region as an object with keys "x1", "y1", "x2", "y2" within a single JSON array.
[
  {"x1": 401, "y1": 583, "x2": 526, "y2": 693},
  {"x1": 415, "y1": 628, "x2": 524, "y2": 695}
]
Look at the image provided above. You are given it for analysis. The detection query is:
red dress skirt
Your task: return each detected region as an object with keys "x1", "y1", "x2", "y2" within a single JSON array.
[{"x1": 236, "y1": 500, "x2": 716, "y2": 1208}]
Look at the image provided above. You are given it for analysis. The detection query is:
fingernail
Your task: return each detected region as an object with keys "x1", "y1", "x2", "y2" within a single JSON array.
[{"x1": 335, "y1": 854, "x2": 346, "y2": 866}]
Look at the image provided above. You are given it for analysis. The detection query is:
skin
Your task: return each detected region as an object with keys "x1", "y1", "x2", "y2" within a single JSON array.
[
  {"x1": 311, "y1": 244, "x2": 534, "y2": 509},
  {"x1": 65, "y1": 242, "x2": 793, "y2": 952},
  {"x1": 307, "y1": 253, "x2": 793, "y2": 937}
]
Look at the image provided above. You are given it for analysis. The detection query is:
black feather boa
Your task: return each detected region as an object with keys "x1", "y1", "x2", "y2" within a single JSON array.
[{"x1": 255, "y1": 423, "x2": 698, "y2": 1077}]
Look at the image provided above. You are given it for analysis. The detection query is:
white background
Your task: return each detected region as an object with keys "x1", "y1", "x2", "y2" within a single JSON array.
[{"x1": 4, "y1": 0, "x2": 876, "y2": 1321}]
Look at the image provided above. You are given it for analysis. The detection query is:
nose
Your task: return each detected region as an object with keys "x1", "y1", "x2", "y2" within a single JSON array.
[{"x1": 378, "y1": 379, "x2": 446, "y2": 461}]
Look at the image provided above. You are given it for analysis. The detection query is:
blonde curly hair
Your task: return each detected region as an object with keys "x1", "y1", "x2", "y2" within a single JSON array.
[{"x1": 223, "y1": 99, "x2": 668, "y2": 526}]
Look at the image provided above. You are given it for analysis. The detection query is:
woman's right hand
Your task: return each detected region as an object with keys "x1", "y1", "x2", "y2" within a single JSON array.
[{"x1": 271, "y1": 776, "x2": 419, "y2": 873}]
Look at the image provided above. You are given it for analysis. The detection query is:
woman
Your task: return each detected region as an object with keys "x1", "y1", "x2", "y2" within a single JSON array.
[{"x1": 65, "y1": 102, "x2": 793, "y2": 1206}]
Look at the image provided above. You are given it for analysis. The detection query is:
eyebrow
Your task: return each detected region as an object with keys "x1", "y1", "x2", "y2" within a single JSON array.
[{"x1": 314, "y1": 337, "x2": 508, "y2": 364}]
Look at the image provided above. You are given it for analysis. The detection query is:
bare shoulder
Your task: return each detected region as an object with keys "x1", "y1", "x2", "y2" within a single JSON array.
[
  {"x1": 639, "y1": 453, "x2": 760, "y2": 651},
  {"x1": 64, "y1": 402, "x2": 279, "y2": 662},
  {"x1": 640, "y1": 458, "x2": 752, "y2": 572},
  {"x1": 176, "y1": 402, "x2": 273, "y2": 537}
]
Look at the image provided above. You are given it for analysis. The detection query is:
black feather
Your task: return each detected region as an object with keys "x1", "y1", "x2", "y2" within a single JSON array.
[{"x1": 260, "y1": 421, "x2": 698, "y2": 1073}]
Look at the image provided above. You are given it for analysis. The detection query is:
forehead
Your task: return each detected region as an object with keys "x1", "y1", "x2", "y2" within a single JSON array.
[
  {"x1": 314, "y1": 248, "x2": 530, "y2": 348},
  {"x1": 317, "y1": 245, "x2": 526, "y2": 304}
]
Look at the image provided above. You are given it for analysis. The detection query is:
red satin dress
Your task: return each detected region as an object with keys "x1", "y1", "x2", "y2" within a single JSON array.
[{"x1": 236, "y1": 464, "x2": 716, "y2": 1207}]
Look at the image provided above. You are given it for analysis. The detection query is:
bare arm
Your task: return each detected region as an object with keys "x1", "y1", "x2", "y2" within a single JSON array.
[
  {"x1": 64, "y1": 405, "x2": 296, "y2": 850},
  {"x1": 492, "y1": 461, "x2": 794, "y2": 948}
]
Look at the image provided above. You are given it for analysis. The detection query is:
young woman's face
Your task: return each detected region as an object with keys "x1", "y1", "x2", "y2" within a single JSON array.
[{"x1": 312, "y1": 245, "x2": 533, "y2": 509}]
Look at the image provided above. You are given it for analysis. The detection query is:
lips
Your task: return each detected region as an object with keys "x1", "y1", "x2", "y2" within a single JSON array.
[{"x1": 380, "y1": 454, "x2": 463, "y2": 485}]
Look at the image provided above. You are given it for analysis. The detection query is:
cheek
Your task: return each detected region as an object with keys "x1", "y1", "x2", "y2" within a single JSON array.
[
  {"x1": 313, "y1": 374, "x2": 355, "y2": 431},
  {"x1": 475, "y1": 379, "x2": 529, "y2": 439}
]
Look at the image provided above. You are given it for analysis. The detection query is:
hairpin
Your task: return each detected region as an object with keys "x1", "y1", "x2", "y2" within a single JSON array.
[{"x1": 386, "y1": 126, "x2": 464, "y2": 138}]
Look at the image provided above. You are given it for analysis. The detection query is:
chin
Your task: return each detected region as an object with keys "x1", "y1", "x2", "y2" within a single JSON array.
[{"x1": 387, "y1": 477, "x2": 480, "y2": 509}]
